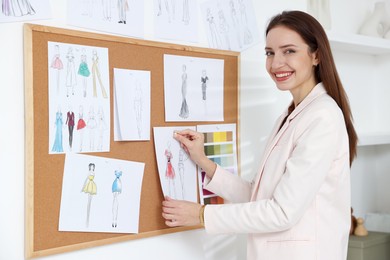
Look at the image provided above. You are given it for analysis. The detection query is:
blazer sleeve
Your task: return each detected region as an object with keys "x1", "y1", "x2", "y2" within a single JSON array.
[
  {"x1": 204, "y1": 103, "x2": 346, "y2": 234},
  {"x1": 203, "y1": 164, "x2": 252, "y2": 203}
]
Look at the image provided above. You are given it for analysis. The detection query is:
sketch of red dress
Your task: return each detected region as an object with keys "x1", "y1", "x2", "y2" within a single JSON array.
[{"x1": 165, "y1": 149, "x2": 175, "y2": 179}]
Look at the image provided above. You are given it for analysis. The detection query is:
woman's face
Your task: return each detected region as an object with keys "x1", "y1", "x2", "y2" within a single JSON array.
[{"x1": 265, "y1": 26, "x2": 318, "y2": 95}]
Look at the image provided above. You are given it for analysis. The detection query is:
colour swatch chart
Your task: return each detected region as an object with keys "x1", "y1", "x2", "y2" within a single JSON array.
[{"x1": 197, "y1": 124, "x2": 238, "y2": 205}]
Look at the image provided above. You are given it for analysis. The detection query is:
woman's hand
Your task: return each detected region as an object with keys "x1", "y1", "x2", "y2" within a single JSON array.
[{"x1": 162, "y1": 196, "x2": 203, "y2": 227}]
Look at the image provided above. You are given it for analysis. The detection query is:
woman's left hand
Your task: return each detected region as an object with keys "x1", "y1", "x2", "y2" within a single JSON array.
[{"x1": 162, "y1": 196, "x2": 202, "y2": 227}]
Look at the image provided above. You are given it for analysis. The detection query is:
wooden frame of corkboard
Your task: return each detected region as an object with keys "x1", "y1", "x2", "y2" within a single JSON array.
[{"x1": 24, "y1": 23, "x2": 240, "y2": 259}]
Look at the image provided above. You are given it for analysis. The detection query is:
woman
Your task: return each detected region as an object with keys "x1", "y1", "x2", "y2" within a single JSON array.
[{"x1": 162, "y1": 10, "x2": 357, "y2": 260}]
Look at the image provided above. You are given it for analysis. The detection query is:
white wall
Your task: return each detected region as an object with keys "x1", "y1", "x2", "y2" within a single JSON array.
[{"x1": 1, "y1": 0, "x2": 389, "y2": 259}]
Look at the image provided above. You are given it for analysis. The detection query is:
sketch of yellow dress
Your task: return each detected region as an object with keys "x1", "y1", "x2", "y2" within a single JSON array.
[
  {"x1": 91, "y1": 51, "x2": 108, "y2": 98},
  {"x1": 82, "y1": 175, "x2": 97, "y2": 195}
]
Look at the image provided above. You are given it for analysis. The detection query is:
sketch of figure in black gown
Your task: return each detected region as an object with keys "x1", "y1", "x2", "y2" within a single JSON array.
[
  {"x1": 206, "y1": 8, "x2": 222, "y2": 49},
  {"x1": 66, "y1": 47, "x2": 77, "y2": 97},
  {"x1": 66, "y1": 107, "x2": 75, "y2": 151},
  {"x1": 179, "y1": 64, "x2": 189, "y2": 119},
  {"x1": 201, "y1": 69, "x2": 209, "y2": 101},
  {"x1": 238, "y1": 0, "x2": 253, "y2": 45},
  {"x1": 1, "y1": 0, "x2": 35, "y2": 16},
  {"x1": 112, "y1": 170, "x2": 122, "y2": 228},
  {"x1": 133, "y1": 81, "x2": 143, "y2": 139}
]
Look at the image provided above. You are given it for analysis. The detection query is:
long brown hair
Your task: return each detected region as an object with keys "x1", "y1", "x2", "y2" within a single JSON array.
[{"x1": 266, "y1": 10, "x2": 357, "y2": 166}]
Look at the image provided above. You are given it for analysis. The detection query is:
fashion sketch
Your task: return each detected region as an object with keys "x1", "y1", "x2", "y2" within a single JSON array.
[
  {"x1": 97, "y1": 106, "x2": 107, "y2": 151},
  {"x1": 78, "y1": 48, "x2": 90, "y2": 98},
  {"x1": 179, "y1": 64, "x2": 189, "y2": 119},
  {"x1": 206, "y1": 8, "x2": 222, "y2": 49},
  {"x1": 182, "y1": 0, "x2": 189, "y2": 25},
  {"x1": 157, "y1": 0, "x2": 174, "y2": 22},
  {"x1": 229, "y1": 0, "x2": 242, "y2": 49},
  {"x1": 201, "y1": 69, "x2": 209, "y2": 101},
  {"x1": 1, "y1": 0, "x2": 35, "y2": 16},
  {"x1": 87, "y1": 105, "x2": 97, "y2": 150},
  {"x1": 111, "y1": 170, "x2": 122, "y2": 228},
  {"x1": 66, "y1": 107, "x2": 75, "y2": 151},
  {"x1": 50, "y1": 45, "x2": 63, "y2": 94},
  {"x1": 117, "y1": 0, "x2": 128, "y2": 24},
  {"x1": 77, "y1": 105, "x2": 87, "y2": 152},
  {"x1": 82, "y1": 163, "x2": 97, "y2": 227},
  {"x1": 218, "y1": 7, "x2": 231, "y2": 50},
  {"x1": 51, "y1": 106, "x2": 64, "y2": 153},
  {"x1": 238, "y1": 0, "x2": 253, "y2": 44},
  {"x1": 91, "y1": 49, "x2": 108, "y2": 98},
  {"x1": 102, "y1": 0, "x2": 112, "y2": 21},
  {"x1": 66, "y1": 47, "x2": 77, "y2": 97},
  {"x1": 133, "y1": 81, "x2": 143, "y2": 139},
  {"x1": 165, "y1": 142, "x2": 176, "y2": 198},
  {"x1": 177, "y1": 148, "x2": 188, "y2": 199}
]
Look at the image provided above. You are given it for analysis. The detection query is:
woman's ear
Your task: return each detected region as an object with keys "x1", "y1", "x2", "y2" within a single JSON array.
[{"x1": 313, "y1": 49, "x2": 320, "y2": 66}]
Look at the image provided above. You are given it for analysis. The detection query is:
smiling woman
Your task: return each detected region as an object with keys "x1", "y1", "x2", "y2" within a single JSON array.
[{"x1": 163, "y1": 10, "x2": 358, "y2": 260}]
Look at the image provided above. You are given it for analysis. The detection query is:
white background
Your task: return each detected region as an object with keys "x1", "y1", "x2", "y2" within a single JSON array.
[{"x1": 1, "y1": 0, "x2": 390, "y2": 259}]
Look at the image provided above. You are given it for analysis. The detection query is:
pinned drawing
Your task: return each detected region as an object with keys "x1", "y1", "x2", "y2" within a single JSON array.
[
  {"x1": 59, "y1": 153, "x2": 145, "y2": 233},
  {"x1": 111, "y1": 170, "x2": 122, "y2": 228},
  {"x1": 164, "y1": 54, "x2": 224, "y2": 122},
  {"x1": 114, "y1": 68, "x2": 151, "y2": 141},
  {"x1": 51, "y1": 106, "x2": 64, "y2": 153},
  {"x1": 200, "y1": 0, "x2": 260, "y2": 52},
  {"x1": 48, "y1": 41, "x2": 110, "y2": 154},
  {"x1": 2, "y1": 0, "x2": 35, "y2": 16},
  {"x1": 81, "y1": 163, "x2": 97, "y2": 227},
  {"x1": 0, "y1": 0, "x2": 51, "y2": 23},
  {"x1": 153, "y1": 126, "x2": 197, "y2": 202},
  {"x1": 182, "y1": 0, "x2": 189, "y2": 25}
]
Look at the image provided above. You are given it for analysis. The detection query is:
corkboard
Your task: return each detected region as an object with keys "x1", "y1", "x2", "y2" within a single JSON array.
[{"x1": 24, "y1": 24, "x2": 239, "y2": 258}]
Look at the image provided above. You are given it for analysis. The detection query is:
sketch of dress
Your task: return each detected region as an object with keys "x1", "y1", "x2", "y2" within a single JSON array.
[
  {"x1": 165, "y1": 144, "x2": 176, "y2": 198},
  {"x1": 179, "y1": 64, "x2": 189, "y2": 119},
  {"x1": 111, "y1": 170, "x2": 122, "y2": 228},
  {"x1": 182, "y1": 0, "x2": 189, "y2": 25},
  {"x1": 1, "y1": 0, "x2": 35, "y2": 16},
  {"x1": 201, "y1": 70, "x2": 209, "y2": 101},
  {"x1": 51, "y1": 110, "x2": 64, "y2": 153},
  {"x1": 177, "y1": 148, "x2": 188, "y2": 199},
  {"x1": 218, "y1": 8, "x2": 231, "y2": 50},
  {"x1": 157, "y1": 0, "x2": 171, "y2": 22},
  {"x1": 133, "y1": 82, "x2": 143, "y2": 139},
  {"x1": 82, "y1": 163, "x2": 97, "y2": 227},
  {"x1": 50, "y1": 45, "x2": 63, "y2": 94},
  {"x1": 230, "y1": 0, "x2": 242, "y2": 49},
  {"x1": 87, "y1": 106, "x2": 97, "y2": 151},
  {"x1": 102, "y1": 0, "x2": 112, "y2": 21},
  {"x1": 239, "y1": 0, "x2": 253, "y2": 45},
  {"x1": 66, "y1": 47, "x2": 77, "y2": 97},
  {"x1": 77, "y1": 105, "x2": 86, "y2": 152},
  {"x1": 97, "y1": 107, "x2": 107, "y2": 151},
  {"x1": 117, "y1": 0, "x2": 128, "y2": 24},
  {"x1": 91, "y1": 50, "x2": 108, "y2": 99},
  {"x1": 66, "y1": 109, "x2": 75, "y2": 151},
  {"x1": 78, "y1": 49, "x2": 90, "y2": 98},
  {"x1": 206, "y1": 8, "x2": 222, "y2": 49}
]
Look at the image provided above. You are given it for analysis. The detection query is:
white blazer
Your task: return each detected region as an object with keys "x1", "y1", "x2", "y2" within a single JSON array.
[{"x1": 204, "y1": 83, "x2": 351, "y2": 260}]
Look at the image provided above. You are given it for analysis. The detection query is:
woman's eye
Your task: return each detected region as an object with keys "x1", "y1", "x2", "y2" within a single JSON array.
[
  {"x1": 284, "y1": 49, "x2": 296, "y2": 54},
  {"x1": 265, "y1": 51, "x2": 274, "y2": 56}
]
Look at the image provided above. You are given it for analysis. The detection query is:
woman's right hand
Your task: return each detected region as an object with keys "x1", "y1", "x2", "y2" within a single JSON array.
[{"x1": 173, "y1": 129, "x2": 216, "y2": 179}]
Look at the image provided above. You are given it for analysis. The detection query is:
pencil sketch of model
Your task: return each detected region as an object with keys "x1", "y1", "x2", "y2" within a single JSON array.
[
  {"x1": 229, "y1": 0, "x2": 242, "y2": 49},
  {"x1": 52, "y1": 106, "x2": 64, "y2": 153},
  {"x1": 206, "y1": 8, "x2": 222, "y2": 49},
  {"x1": 218, "y1": 7, "x2": 231, "y2": 50},
  {"x1": 91, "y1": 49, "x2": 108, "y2": 98},
  {"x1": 117, "y1": 0, "x2": 127, "y2": 24},
  {"x1": 201, "y1": 69, "x2": 209, "y2": 101},
  {"x1": 50, "y1": 45, "x2": 63, "y2": 94},
  {"x1": 165, "y1": 142, "x2": 176, "y2": 198},
  {"x1": 78, "y1": 48, "x2": 90, "y2": 98},
  {"x1": 97, "y1": 106, "x2": 107, "y2": 151},
  {"x1": 1, "y1": 0, "x2": 35, "y2": 16},
  {"x1": 177, "y1": 148, "x2": 188, "y2": 199},
  {"x1": 157, "y1": 0, "x2": 171, "y2": 22},
  {"x1": 66, "y1": 106, "x2": 75, "y2": 151},
  {"x1": 102, "y1": 0, "x2": 112, "y2": 21},
  {"x1": 87, "y1": 105, "x2": 97, "y2": 151},
  {"x1": 82, "y1": 163, "x2": 97, "y2": 227},
  {"x1": 111, "y1": 170, "x2": 122, "y2": 228},
  {"x1": 77, "y1": 105, "x2": 86, "y2": 152},
  {"x1": 179, "y1": 64, "x2": 189, "y2": 119},
  {"x1": 133, "y1": 81, "x2": 143, "y2": 139},
  {"x1": 66, "y1": 47, "x2": 77, "y2": 97},
  {"x1": 238, "y1": 0, "x2": 253, "y2": 44},
  {"x1": 182, "y1": 0, "x2": 189, "y2": 25}
]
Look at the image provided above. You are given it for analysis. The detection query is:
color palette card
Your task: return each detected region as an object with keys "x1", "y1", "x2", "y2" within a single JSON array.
[{"x1": 196, "y1": 123, "x2": 238, "y2": 205}]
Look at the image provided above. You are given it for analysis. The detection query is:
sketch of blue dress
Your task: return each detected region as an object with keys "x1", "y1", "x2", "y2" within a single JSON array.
[
  {"x1": 2, "y1": 0, "x2": 35, "y2": 16},
  {"x1": 112, "y1": 170, "x2": 122, "y2": 193},
  {"x1": 78, "y1": 55, "x2": 90, "y2": 77},
  {"x1": 52, "y1": 111, "x2": 64, "y2": 152}
]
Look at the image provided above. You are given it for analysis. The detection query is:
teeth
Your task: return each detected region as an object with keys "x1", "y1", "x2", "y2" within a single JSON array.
[{"x1": 275, "y1": 72, "x2": 291, "y2": 78}]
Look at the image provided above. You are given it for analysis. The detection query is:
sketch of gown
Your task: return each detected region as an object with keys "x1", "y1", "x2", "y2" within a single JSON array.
[
  {"x1": 112, "y1": 170, "x2": 122, "y2": 228},
  {"x1": 133, "y1": 82, "x2": 143, "y2": 138},
  {"x1": 179, "y1": 65, "x2": 189, "y2": 119},
  {"x1": 230, "y1": 0, "x2": 242, "y2": 49},
  {"x1": 91, "y1": 50, "x2": 108, "y2": 99},
  {"x1": 165, "y1": 145, "x2": 176, "y2": 198},
  {"x1": 66, "y1": 47, "x2": 77, "y2": 97},
  {"x1": 206, "y1": 8, "x2": 222, "y2": 49},
  {"x1": 51, "y1": 111, "x2": 64, "y2": 153},
  {"x1": 66, "y1": 110, "x2": 75, "y2": 150},
  {"x1": 78, "y1": 49, "x2": 90, "y2": 98},
  {"x1": 177, "y1": 148, "x2": 188, "y2": 199},
  {"x1": 201, "y1": 70, "x2": 209, "y2": 100},
  {"x1": 82, "y1": 163, "x2": 97, "y2": 227},
  {"x1": 87, "y1": 106, "x2": 97, "y2": 150},
  {"x1": 2, "y1": 0, "x2": 35, "y2": 16},
  {"x1": 239, "y1": 0, "x2": 253, "y2": 45},
  {"x1": 218, "y1": 8, "x2": 231, "y2": 50},
  {"x1": 182, "y1": 0, "x2": 189, "y2": 25}
]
